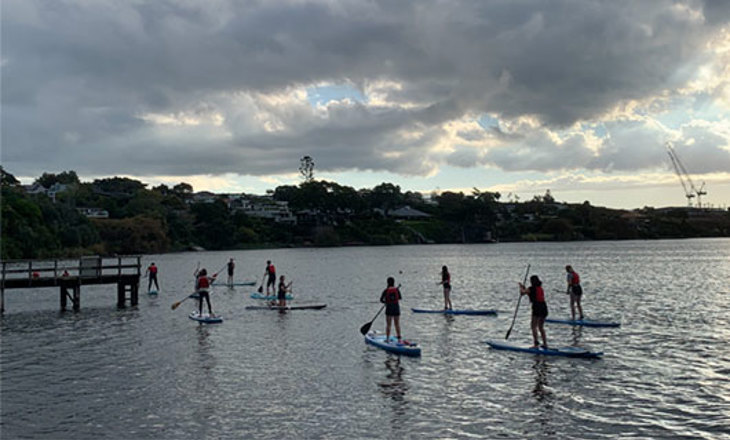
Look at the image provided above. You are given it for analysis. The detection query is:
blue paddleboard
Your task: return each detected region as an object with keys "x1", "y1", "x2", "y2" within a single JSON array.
[
  {"x1": 545, "y1": 318, "x2": 620, "y2": 328},
  {"x1": 213, "y1": 281, "x2": 257, "y2": 286},
  {"x1": 250, "y1": 293, "x2": 293, "y2": 300},
  {"x1": 188, "y1": 311, "x2": 223, "y2": 324},
  {"x1": 245, "y1": 304, "x2": 326, "y2": 310},
  {"x1": 147, "y1": 290, "x2": 158, "y2": 295},
  {"x1": 485, "y1": 339, "x2": 602, "y2": 358},
  {"x1": 365, "y1": 331, "x2": 421, "y2": 357},
  {"x1": 411, "y1": 308, "x2": 497, "y2": 316}
]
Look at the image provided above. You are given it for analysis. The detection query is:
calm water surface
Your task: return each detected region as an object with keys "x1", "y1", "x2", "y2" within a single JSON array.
[{"x1": 2, "y1": 239, "x2": 729, "y2": 439}]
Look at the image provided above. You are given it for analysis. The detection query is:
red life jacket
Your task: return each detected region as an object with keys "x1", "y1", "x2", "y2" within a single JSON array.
[
  {"x1": 268, "y1": 264, "x2": 276, "y2": 275},
  {"x1": 529, "y1": 286, "x2": 545, "y2": 303},
  {"x1": 384, "y1": 286, "x2": 400, "y2": 304},
  {"x1": 570, "y1": 271, "x2": 580, "y2": 285},
  {"x1": 149, "y1": 265, "x2": 157, "y2": 274},
  {"x1": 197, "y1": 276, "x2": 210, "y2": 289}
]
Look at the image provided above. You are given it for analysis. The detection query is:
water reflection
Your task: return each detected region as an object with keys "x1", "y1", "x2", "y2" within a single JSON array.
[
  {"x1": 570, "y1": 326, "x2": 584, "y2": 345},
  {"x1": 379, "y1": 357, "x2": 409, "y2": 413},
  {"x1": 531, "y1": 359, "x2": 556, "y2": 437}
]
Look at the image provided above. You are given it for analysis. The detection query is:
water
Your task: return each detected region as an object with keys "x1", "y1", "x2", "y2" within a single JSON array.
[{"x1": 2, "y1": 239, "x2": 729, "y2": 439}]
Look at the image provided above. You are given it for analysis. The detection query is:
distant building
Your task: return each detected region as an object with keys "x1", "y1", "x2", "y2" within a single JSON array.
[
  {"x1": 389, "y1": 205, "x2": 432, "y2": 219},
  {"x1": 77, "y1": 208, "x2": 110, "y2": 219},
  {"x1": 230, "y1": 196, "x2": 296, "y2": 224},
  {"x1": 23, "y1": 182, "x2": 70, "y2": 202},
  {"x1": 190, "y1": 191, "x2": 218, "y2": 204}
]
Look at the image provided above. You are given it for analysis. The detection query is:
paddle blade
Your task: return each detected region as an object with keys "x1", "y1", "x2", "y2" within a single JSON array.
[
  {"x1": 171, "y1": 301, "x2": 182, "y2": 310},
  {"x1": 360, "y1": 321, "x2": 373, "y2": 335},
  {"x1": 257, "y1": 285, "x2": 263, "y2": 293},
  {"x1": 504, "y1": 328, "x2": 513, "y2": 340}
]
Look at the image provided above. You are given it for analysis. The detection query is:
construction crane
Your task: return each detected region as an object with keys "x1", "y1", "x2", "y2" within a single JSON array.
[{"x1": 666, "y1": 142, "x2": 707, "y2": 208}]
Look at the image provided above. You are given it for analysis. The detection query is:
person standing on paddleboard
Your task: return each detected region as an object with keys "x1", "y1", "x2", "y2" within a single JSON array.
[
  {"x1": 439, "y1": 265, "x2": 453, "y2": 310},
  {"x1": 227, "y1": 258, "x2": 235, "y2": 287},
  {"x1": 565, "y1": 265, "x2": 584, "y2": 321},
  {"x1": 146, "y1": 263, "x2": 160, "y2": 292},
  {"x1": 380, "y1": 277, "x2": 403, "y2": 342},
  {"x1": 519, "y1": 275, "x2": 548, "y2": 349},
  {"x1": 277, "y1": 275, "x2": 293, "y2": 307},
  {"x1": 195, "y1": 268, "x2": 217, "y2": 317},
  {"x1": 264, "y1": 260, "x2": 276, "y2": 295}
]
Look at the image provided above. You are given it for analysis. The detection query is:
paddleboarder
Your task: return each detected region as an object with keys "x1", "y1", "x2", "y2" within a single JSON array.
[
  {"x1": 438, "y1": 265, "x2": 452, "y2": 310},
  {"x1": 195, "y1": 268, "x2": 217, "y2": 317},
  {"x1": 277, "y1": 275, "x2": 293, "y2": 307},
  {"x1": 565, "y1": 265, "x2": 584, "y2": 321},
  {"x1": 146, "y1": 262, "x2": 160, "y2": 292},
  {"x1": 264, "y1": 260, "x2": 276, "y2": 295},
  {"x1": 379, "y1": 277, "x2": 403, "y2": 342},
  {"x1": 519, "y1": 275, "x2": 548, "y2": 349},
  {"x1": 227, "y1": 258, "x2": 235, "y2": 287}
]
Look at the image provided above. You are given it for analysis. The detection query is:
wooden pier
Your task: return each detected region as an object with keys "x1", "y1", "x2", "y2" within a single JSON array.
[{"x1": 0, "y1": 256, "x2": 141, "y2": 314}]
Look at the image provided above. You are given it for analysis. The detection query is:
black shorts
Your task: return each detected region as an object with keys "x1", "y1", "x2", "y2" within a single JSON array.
[
  {"x1": 443, "y1": 283, "x2": 451, "y2": 290},
  {"x1": 277, "y1": 291, "x2": 286, "y2": 300},
  {"x1": 532, "y1": 302, "x2": 548, "y2": 319},
  {"x1": 385, "y1": 303, "x2": 401, "y2": 316},
  {"x1": 571, "y1": 285, "x2": 583, "y2": 297},
  {"x1": 267, "y1": 276, "x2": 276, "y2": 287}
]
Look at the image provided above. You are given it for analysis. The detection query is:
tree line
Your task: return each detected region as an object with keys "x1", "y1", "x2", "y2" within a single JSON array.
[{"x1": 1, "y1": 167, "x2": 728, "y2": 259}]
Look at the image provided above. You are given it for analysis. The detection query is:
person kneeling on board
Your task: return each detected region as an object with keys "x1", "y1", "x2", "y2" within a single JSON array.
[
  {"x1": 278, "y1": 275, "x2": 292, "y2": 307},
  {"x1": 380, "y1": 277, "x2": 403, "y2": 342},
  {"x1": 519, "y1": 275, "x2": 548, "y2": 349},
  {"x1": 196, "y1": 268, "x2": 217, "y2": 317}
]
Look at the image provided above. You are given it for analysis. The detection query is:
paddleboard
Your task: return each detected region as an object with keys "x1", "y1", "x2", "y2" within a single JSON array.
[
  {"x1": 411, "y1": 308, "x2": 497, "y2": 316},
  {"x1": 245, "y1": 304, "x2": 327, "y2": 310},
  {"x1": 365, "y1": 331, "x2": 421, "y2": 357},
  {"x1": 188, "y1": 311, "x2": 223, "y2": 324},
  {"x1": 213, "y1": 281, "x2": 257, "y2": 286},
  {"x1": 545, "y1": 318, "x2": 620, "y2": 328},
  {"x1": 250, "y1": 293, "x2": 293, "y2": 300},
  {"x1": 147, "y1": 290, "x2": 158, "y2": 295},
  {"x1": 485, "y1": 339, "x2": 602, "y2": 358}
]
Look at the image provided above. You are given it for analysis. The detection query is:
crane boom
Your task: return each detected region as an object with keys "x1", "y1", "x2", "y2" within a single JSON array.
[{"x1": 666, "y1": 142, "x2": 707, "y2": 208}]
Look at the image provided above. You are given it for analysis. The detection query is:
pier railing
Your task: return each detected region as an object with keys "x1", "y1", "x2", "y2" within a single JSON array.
[{"x1": 0, "y1": 256, "x2": 142, "y2": 313}]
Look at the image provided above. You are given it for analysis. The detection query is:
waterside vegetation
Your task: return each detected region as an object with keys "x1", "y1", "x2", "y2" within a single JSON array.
[{"x1": 2, "y1": 167, "x2": 728, "y2": 259}]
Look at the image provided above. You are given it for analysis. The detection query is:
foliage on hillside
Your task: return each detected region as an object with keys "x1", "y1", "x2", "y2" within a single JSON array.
[{"x1": 1, "y1": 167, "x2": 728, "y2": 259}]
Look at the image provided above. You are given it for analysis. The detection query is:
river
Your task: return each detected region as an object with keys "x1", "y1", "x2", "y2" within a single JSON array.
[{"x1": 2, "y1": 239, "x2": 729, "y2": 439}]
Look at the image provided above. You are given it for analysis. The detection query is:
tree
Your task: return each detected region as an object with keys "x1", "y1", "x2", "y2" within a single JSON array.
[
  {"x1": 36, "y1": 171, "x2": 80, "y2": 187},
  {"x1": 299, "y1": 156, "x2": 315, "y2": 182}
]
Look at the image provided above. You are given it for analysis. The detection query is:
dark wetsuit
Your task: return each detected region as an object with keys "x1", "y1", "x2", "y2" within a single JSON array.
[
  {"x1": 442, "y1": 272, "x2": 451, "y2": 290},
  {"x1": 380, "y1": 286, "x2": 401, "y2": 316},
  {"x1": 278, "y1": 281, "x2": 287, "y2": 301}
]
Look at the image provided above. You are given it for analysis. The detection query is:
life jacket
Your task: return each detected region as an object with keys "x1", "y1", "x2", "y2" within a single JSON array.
[
  {"x1": 529, "y1": 286, "x2": 545, "y2": 303},
  {"x1": 570, "y1": 271, "x2": 580, "y2": 285},
  {"x1": 149, "y1": 265, "x2": 157, "y2": 274},
  {"x1": 197, "y1": 276, "x2": 210, "y2": 289},
  {"x1": 384, "y1": 286, "x2": 400, "y2": 305},
  {"x1": 267, "y1": 264, "x2": 276, "y2": 275},
  {"x1": 442, "y1": 272, "x2": 450, "y2": 283}
]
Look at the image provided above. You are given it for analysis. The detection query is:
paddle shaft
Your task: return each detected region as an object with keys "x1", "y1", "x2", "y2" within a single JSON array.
[{"x1": 505, "y1": 264, "x2": 531, "y2": 339}]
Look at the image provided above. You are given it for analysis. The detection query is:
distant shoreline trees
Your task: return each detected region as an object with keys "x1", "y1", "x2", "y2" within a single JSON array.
[{"x1": 1, "y1": 166, "x2": 728, "y2": 259}]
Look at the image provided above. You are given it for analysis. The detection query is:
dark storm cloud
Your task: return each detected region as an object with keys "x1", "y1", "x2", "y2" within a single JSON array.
[{"x1": 2, "y1": 0, "x2": 729, "y2": 179}]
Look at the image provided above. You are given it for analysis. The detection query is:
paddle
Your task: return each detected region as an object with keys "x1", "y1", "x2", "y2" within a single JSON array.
[
  {"x1": 360, "y1": 305, "x2": 384, "y2": 335},
  {"x1": 360, "y1": 284, "x2": 400, "y2": 335},
  {"x1": 171, "y1": 265, "x2": 225, "y2": 311},
  {"x1": 505, "y1": 264, "x2": 531, "y2": 340},
  {"x1": 257, "y1": 272, "x2": 266, "y2": 293}
]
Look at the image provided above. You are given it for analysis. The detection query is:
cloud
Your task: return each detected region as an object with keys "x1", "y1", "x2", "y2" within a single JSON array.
[{"x1": 2, "y1": 0, "x2": 730, "y2": 185}]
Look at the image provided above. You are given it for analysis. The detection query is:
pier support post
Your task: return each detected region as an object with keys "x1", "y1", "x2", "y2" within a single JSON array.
[
  {"x1": 72, "y1": 285, "x2": 80, "y2": 312},
  {"x1": 1, "y1": 286, "x2": 4, "y2": 315},
  {"x1": 130, "y1": 283, "x2": 138, "y2": 307},
  {"x1": 117, "y1": 283, "x2": 126, "y2": 308},
  {"x1": 60, "y1": 286, "x2": 67, "y2": 311}
]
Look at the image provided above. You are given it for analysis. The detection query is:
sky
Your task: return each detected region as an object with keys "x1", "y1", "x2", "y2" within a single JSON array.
[{"x1": 2, "y1": 0, "x2": 730, "y2": 209}]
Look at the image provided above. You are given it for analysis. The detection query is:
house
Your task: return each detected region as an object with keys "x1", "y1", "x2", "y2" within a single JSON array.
[
  {"x1": 77, "y1": 208, "x2": 110, "y2": 219},
  {"x1": 190, "y1": 191, "x2": 218, "y2": 204},
  {"x1": 231, "y1": 196, "x2": 296, "y2": 224},
  {"x1": 389, "y1": 205, "x2": 431, "y2": 219}
]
